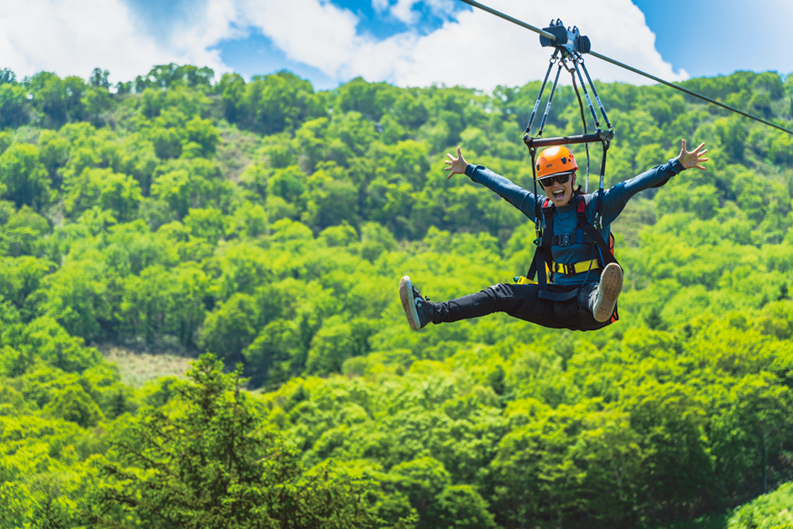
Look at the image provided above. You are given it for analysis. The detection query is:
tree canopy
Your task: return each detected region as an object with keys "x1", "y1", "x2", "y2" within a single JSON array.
[{"x1": 0, "y1": 63, "x2": 792, "y2": 528}]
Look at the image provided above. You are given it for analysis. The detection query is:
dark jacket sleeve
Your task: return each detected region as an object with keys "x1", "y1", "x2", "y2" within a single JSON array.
[
  {"x1": 465, "y1": 164, "x2": 539, "y2": 222},
  {"x1": 600, "y1": 157, "x2": 685, "y2": 225}
]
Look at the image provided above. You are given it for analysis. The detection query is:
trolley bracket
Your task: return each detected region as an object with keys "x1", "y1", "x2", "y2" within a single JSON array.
[{"x1": 539, "y1": 19, "x2": 590, "y2": 55}]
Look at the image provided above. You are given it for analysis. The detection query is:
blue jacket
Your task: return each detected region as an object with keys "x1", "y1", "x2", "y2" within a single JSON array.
[{"x1": 464, "y1": 158, "x2": 686, "y2": 285}]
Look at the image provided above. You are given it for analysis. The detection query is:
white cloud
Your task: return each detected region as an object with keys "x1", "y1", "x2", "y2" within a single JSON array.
[
  {"x1": 0, "y1": 0, "x2": 168, "y2": 82},
  {"x1": 330, "y1": 0, "x2": 688, "y2": 90},
  {"x1": 371, "y1": 0, "x2": 390, "y2": 14},
  {"x1": 237, "y1": 0, "x2": 360, "y2": 76},
  {"x1": 423, "y1": 0, "x2": 458, "y2": 20},
  {"x1": 0, "y1": 0, "x2": 686, "y2": 91},
  {"x1": 390, "y1": 0, "x2": 421, "y2": 24},
  {"x1": 166, "y1": 0, "x2": 242, "y2": 76},
  {"x1": 0, "y1": 0, "x2": 241, "y2": 83},
  {"x1": 368, "y1": 0, "x2": 458, "y2": 27},
  {"x1": 229, "y1": 0, "x2": 687, "y2": 90}
]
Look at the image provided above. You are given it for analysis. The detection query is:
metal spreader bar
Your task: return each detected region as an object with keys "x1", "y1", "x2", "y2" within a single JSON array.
[{"x1": 524, "y1": 133, "x2": 613, "y2": 149}]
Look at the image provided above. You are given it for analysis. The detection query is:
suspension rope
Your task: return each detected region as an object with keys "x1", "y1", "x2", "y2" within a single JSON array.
[
  {"x1": 569, "y1": 59, "x2": 601, "y2": 131},
  {"x1": 525, "y1": 49, "x2": 559, "y2": 135},
  {"x1": 536, "y1": 62, "x2": 563, "y2": 137},
  {"x1": 575, "y1": 53, "x2": 613, "y2": 131},
  {"x1": 569, "y1": 67, "x2": 590, "y2": 193},
  {"x1": 458, "y1": 0, "x2": 793, "y2": 136}
]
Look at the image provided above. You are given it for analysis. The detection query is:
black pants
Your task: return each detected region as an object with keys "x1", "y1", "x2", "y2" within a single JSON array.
[{"x1": 431, "y1": 282, "x2": 609, "y2": 331}]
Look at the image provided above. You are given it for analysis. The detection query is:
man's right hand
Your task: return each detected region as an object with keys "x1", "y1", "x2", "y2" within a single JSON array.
[{"x1": 444, "y1": 147, "x2": 468, "y2": 179}]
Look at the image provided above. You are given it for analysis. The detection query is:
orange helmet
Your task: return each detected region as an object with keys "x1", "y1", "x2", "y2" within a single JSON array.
[{"x1": 536, "y1": 146, "x2": 578, "y2": 179}]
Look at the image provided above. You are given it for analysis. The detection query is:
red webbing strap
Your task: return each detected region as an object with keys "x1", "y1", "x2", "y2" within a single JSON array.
[
  {"x1": 576, "y1": 194, "x2": 619, "y2": 322},
  {"x1": 575, "y1": 194, "x2": 617, "y2": 267}
]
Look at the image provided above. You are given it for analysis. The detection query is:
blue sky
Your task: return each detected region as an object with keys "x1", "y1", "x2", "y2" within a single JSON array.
[
  {"x1": 632, "y1": 0, "x2": 790, "y2": 79},
  {"x1": 1, "y1": 0, "x2": 790, "y2": 91}
]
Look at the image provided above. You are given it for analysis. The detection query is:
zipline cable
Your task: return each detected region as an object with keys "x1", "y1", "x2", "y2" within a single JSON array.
[
  {"x1": 458, "y1": 0, "x2": 793, "y2": 136},
  {"x1": 458, "y1": 0, "x2": 557, "y2": 40},
  {"x1": 588, "y1": 50, "x2": 793, "y2": 135}
]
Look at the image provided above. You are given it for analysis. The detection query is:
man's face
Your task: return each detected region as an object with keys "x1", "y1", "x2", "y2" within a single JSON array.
[{"x1": 541, "y1": 171, "x2": 576, "y2": 207}]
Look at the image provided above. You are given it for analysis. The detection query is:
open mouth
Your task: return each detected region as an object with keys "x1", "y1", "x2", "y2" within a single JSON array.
[{"x1": 552, "y1": 189, "x2": 565, "y2": 200}]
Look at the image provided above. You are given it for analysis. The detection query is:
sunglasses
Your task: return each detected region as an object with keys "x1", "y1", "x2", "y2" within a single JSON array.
[{"x1": 537, "y1": 172, "x2": 572, "y2": 188}]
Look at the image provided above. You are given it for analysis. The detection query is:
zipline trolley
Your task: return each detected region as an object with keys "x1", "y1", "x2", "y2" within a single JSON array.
[{"x1": 524, "y1": 19, "x2": 615, "y2": 208}]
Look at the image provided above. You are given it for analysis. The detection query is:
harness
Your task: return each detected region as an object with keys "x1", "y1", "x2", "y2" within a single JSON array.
[{"x1": 517, "y1": 193, "x2": 619, "y2": 322}]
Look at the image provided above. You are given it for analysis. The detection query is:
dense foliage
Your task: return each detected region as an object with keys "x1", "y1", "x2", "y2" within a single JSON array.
[{"x1": 1, "y1": 63, "x2": 792, "y2": 527}]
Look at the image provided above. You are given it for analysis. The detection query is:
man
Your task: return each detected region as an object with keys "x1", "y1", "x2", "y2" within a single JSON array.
[{"x1": 400, "y1": 140, "x2": 708, "y2": 331}]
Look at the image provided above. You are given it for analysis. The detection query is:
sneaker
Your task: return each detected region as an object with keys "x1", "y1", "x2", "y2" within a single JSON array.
[
  {"x1": 593, "y1": 263, "x2": 623, "y2": 323},
  {"x1": 399, "y1": 276, "x2": 435, "y2": 331}
]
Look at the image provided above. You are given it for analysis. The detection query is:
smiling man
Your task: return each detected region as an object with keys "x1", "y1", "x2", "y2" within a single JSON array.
[{"x1": 399, "y1": 141, "x2": 709, "y2": 332}]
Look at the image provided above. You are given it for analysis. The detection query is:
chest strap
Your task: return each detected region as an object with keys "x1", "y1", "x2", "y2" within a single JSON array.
[{"x1": 551, "y1": 230, "x2": 596, "y2": 247}]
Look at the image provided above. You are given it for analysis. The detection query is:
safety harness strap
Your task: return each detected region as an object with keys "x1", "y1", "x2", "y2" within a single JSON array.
[
  {"x1": 551, "y1": 230, "x2": 595, "y2": 247},
  {"x1": 526, "y1": 198, "x2": 554, "y2": 287},
  {"x1": 576, "y1": 196, "x2": 617, "y2": 267},
  {"x1": 526, "y1": 194, "x2": 618, "y2": 282},
  {"x1": 550, "y1": 259, "x2": 600, "y2": 275}
]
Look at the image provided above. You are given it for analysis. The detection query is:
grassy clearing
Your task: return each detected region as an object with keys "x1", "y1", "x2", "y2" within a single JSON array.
[{"x1": 99, "y1": 346, "x2": 195, "y2": 388}]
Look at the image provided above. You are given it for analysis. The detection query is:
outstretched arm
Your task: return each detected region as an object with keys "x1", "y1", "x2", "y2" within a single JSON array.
[
  {"x1": 444, "y1": 146, "x2": 539, "y2": 221},
  {"x1": 600, "y1": 139, "x2": 709, "y2": 224}
]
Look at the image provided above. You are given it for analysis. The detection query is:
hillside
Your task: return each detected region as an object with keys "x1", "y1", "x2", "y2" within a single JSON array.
[{"x1": 0, "y1": 64, "x2": 792, "y2": 527}]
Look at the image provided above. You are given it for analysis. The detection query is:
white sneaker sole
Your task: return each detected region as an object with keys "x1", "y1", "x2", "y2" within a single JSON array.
[
  {"x1": 399, "y1": 276, "x2": 421, "y2": 331},
  {"x1": 594, "y1": 263, "x2": 623, "y2": 323}
]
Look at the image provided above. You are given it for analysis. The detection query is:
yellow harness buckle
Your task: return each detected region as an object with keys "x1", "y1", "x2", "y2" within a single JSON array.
[{"x1": 551, "y1": 259, "x2": 600, "y2": 275}]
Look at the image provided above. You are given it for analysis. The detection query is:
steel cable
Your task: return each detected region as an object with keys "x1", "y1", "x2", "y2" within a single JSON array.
[{"x1": 458, "y1": 0, "x2": 793, "y2": 136}]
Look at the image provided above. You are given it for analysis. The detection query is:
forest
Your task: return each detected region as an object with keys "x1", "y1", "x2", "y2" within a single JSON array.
[{"x1": 0, "y1": 63, "x2": 792, "y2": 528}]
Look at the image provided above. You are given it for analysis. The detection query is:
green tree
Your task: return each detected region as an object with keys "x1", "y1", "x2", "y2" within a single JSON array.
[
  {"x1": 218, "y1": 72, "x2": 246, "y2": 122},
  {"x1": 239, "y1": 71, "x2": 323, "y2": 134},
  {"x1": 43, "y1": 384, "x2": 103, "y2": 427},
  {"x1": 38, "y1": 129, "x2": 70, "y2": 187},
  {"x1": 385, "y1": 457, "x2": 496, "y2": 529},
  {"x1": 336, "y1": 77, "x2": 398, "y2": 121},
  {"x1": 63, "y1": 167, "x2": 143, "y2": 221},
  {"x1": 83, "y1": 86, "x2": 113, "y2": 125},
  {"x1": 91, "y1": 354, "x2": 382, "y2": 528},
  {"x1": 135, "y1": 63, "x2": 215, "y2": 91},
  {"x1": 26, "y1": 71, "x2": 87, "y2": 126},
  {"x1": 243, "y1": 319, "x2": 303, "y2": 387},
  {"x1": 0, "y1": 82, "x2": 30, "y2": 128},
  {"x1": 184, "y1": 116, "x2": 220, "y2": 157},
  {"x1": 200, "y1": 293, "x2": 260, "y2": 362},
  {"x1": 0, "y1": 143, "x2": 51, "y2": 210},
  {"x1": 0, "y1": 255, "x2": 51, "y2": 316},
  {"x1": 1, "y1": 205, "x2": 51, "y2": 257},
  {"x1": 40, "y1": 255, "x2": 112, "y2": 341},
  {"x1": 149, "y1": 159, "x2": 230, "y2": 219}
]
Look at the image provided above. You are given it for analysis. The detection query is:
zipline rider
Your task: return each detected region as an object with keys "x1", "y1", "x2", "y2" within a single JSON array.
[{"x1": 400, "y1": 140, "x2": 709, "y2": 332}]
